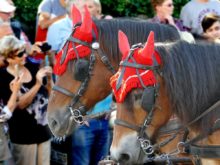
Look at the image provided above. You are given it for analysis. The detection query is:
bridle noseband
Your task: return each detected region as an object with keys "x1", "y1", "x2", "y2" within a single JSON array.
[
  {"x1": 52, "y1": 23, "x2": 115, "y2": 125},
  {"x1": 114, "y1": 43, "x2": 161, "y2": 155}
]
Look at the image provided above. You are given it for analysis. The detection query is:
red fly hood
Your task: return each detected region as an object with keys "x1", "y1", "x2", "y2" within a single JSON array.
[
  {"x1": 110, "y1": 31, "x2": 161, "y2": 102},
  {"x1": 54, "y1": 5, "x2": 98, "y2": 75}
]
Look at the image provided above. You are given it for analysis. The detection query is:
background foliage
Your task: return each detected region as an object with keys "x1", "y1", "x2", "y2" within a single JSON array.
[{"x1": 13, "y1": 0, "x2": 189, "y2": 43}]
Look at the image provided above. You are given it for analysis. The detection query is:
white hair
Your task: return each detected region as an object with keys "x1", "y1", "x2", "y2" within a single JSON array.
[{"x1": 0, "y1": 35, "x2": 25, "y2": 58}]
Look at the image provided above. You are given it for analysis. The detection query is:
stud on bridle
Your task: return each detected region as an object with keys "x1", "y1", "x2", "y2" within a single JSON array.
[{"x1": 53, "y1": 23, "x2": 115, "y2": 125}]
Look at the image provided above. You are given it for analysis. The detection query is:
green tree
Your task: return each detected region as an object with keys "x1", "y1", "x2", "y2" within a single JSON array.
[
  {"x1": 13, "y1": 0, "x2": 42, "y2": 42},
  {"x1": 13, "y1": 0, "x2": 188, "y2": 42}
]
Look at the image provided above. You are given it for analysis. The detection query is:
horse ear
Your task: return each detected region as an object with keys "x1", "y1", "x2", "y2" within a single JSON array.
[
  {"x1": 71, "y1": 5, "x2": 82, "y2": 25},
  {"x1": 142, "y1": 31, "x2": 155, "y2": 63},
  {"x1": 118, "y1": 30, "x2": 130, "y2": 59},
  {"x1": 80, "y1": 5, "x2": 92, "y2": 34}
]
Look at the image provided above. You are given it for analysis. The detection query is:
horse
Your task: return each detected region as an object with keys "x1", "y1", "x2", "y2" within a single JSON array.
[
  {"x1": 46, "y1": 6, "x2": 181, "y2": 137},
  {"x1": 110, "y1": 30, "x2": 220, "y2": 165}
]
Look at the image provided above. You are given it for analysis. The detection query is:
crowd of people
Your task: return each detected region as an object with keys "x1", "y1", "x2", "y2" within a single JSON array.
[{"x1": 0, "y1": 0, "x2": 220, "y2": 165}]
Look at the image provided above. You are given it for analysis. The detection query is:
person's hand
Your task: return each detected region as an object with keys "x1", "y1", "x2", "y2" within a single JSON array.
[
  {"x1": 10, "y1": 75, "x2": 23, "y2": 92},
  {"x1": 36, "y1": 66, "x2": 53, "y2": 85},
  {"x1": 0, "y1": 106, "x2": 12, "y2": 122},
  {"x1": 0, "y1": 23, "x2": 13, "y2": 39},
  {"x1": 28, "y1": 42, "x2": 43, "y2": 56}
]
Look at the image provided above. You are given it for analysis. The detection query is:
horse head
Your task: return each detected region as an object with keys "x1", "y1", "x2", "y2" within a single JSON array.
[
  {"x1": 47, "y1": 5, "x2": 115, "y2": 137},
  {"x1": 110, "y1": 31, "x2": 172, "y2": 164}
]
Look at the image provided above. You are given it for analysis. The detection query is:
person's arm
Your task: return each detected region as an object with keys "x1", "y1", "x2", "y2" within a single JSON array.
[
  {"x1": 37, "y1": 0, "x2": 66, "y2": 29},
  {"x1": 0, "y1": 76, "x2": 22, "y2": 121},
  {"x1": 0, "y1": 22, "x2": 13, "y2": 38},
  {"x1": 7, "y1": 77, "x2": 22, "y2": 111},
  {"x1": 38, "y1": 12, "x2": 66, "y2": 29},
  {"x1": 17, "y1": 66, "x2": 52, "y2": 109}
]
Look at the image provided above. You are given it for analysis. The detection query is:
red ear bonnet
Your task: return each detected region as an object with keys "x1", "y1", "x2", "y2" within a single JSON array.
[
  {"x1": 118, "y1": 30, "x2": 130, "y2": 60},
  {"x1": 110, "y1": 31, "x2": 160, "y2": 102},
  {"x1": 71, "y1": 5, "x2": 82, "y2": 25},
  {"x1": 80, "y1": 5, "x2": 92, "y2": 34},
  {"x1": 53, "y1": 5, "x2": 97, "y2": 75},
  {"x1": 141, "y1": 31, "x2": 155, "y2": 65}
]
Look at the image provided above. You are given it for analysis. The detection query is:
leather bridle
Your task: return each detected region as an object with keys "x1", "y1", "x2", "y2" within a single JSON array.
[
  {"x1": 114, "y1": 43, "x2": 161, "y2": 155},
  {"x1": 52, "y1": 23, "x2": 115, "y2": 125}
]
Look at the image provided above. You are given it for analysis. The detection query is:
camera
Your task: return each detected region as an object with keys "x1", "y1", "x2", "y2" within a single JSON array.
[{"x1": 39, "y1": 42, "x2": 51, "y2": 53}]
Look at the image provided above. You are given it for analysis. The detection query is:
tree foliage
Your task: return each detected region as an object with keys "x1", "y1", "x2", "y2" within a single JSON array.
[{"x1": 13, "y1": 0, "x2": 189, "y2": 42}]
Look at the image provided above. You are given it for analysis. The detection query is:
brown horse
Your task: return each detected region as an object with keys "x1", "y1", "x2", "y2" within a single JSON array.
[
  {"x1": 46, "y1": 6, "x2": 181, "y2": 137},
  {"x1": 110, "y1": 31, "x2": 220, "y2": 164}
]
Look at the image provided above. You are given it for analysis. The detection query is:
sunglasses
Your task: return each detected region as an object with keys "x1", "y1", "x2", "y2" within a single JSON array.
[
  {"x1": 16, "y1": 50, "x2": 26, "y2": 58},
  {"x1": 166, "y1": 3, "x2": 173, "y2": 7}
]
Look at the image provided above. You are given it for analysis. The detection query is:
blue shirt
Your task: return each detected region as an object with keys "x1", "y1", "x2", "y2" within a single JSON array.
[
  {"x1": 46, "y1": 16, "x2": 72, "y2": 52},
  {"x1": 89, "y1": 94, "x2": 112, "y2": 114},
  {"x1": 38, "y1": 0, "x2": 67, "y2": 16}
]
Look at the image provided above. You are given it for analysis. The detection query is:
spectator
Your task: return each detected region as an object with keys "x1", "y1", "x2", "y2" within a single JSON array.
[
  {"x1": 86, "y1": 0, "x2": 112, "y2": 19},
  {"x1": 35, "y1": 0, "x2": 68, "y2": 63},
  {"x1": 47, "y1": 0, "x2": 112, "y2": 164},
  {"x1": 35, "y1": 0, "x2": 67, "y2": 43},
  {"x1": 149, "y1": 0, "x2": 186, "y2": 31},
  {"x1": 202, "y1": 13, "x2": 220, "y2": 43},
  {"x1": 0, "y1": 0, "x2": 15, "y2": 22},
  {"x1": 180, "y1": 0, "x2": 220, "y2": 35},
  {"x1": 0, "y1": 35, "x2": 23, "y2": 165},
  {"x1": 0, "y1": 0, "x2": 44, "y2": 61},
  {"x1": 0, "y1": 35, "x2": 53, "y2": 165}
]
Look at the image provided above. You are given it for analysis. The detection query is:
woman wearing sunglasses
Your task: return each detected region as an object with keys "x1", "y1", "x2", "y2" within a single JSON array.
[
  {"x1": 0, "y1": 35, "x2": 24, "y2": 164},
  {"x1": 149, "y1": 0, "x2": 186, "y2": 31},
  {"x1": 0, "y1": 35, "x2": 53, "y2": 165}
]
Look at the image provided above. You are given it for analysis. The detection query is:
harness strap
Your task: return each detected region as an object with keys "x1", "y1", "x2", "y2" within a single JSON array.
[
  {"x1": 98, "y1": 48, "x2": 115, "y2": 74},
  {"x1": 120, "y1": 61, "x2": 159, "y2": 70},
  {"x1": 189, "y1": 144, "x2": 220, "y2": 158},
  {"x1": 114, "y1": 119, "x2": 141, "y2": 132},
  {"x1": 158, "y1": 118, "x2": 183, "y2": 134},
  {"x1": 53, "y1": 85, "x2": 75, "y2": 97},
  {"x1": 186, "y1": 100, "x2": 220, "y2": 127},
  {"x1": 184, "y1": 120, "x2": 220, "y2": 153},
  {"x1": 68, "y1": 37, "x2": 91, "y2": 48}
]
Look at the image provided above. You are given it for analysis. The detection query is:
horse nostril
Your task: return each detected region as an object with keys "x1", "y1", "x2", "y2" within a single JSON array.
[
  {"x1": 51, "y1": 119, "x2": 58, "y2": 129},
  {"x1": 119, "y1": 153, "x2": 130, "y2": 162}
]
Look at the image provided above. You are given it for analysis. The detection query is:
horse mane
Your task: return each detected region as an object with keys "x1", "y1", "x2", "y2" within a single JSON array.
[
  {"x1": 94, "y1": 18, "x2": 180, "y2": 64},
  {"x1": 156, "y1": 41, "x2": 220, "y2": 132}
]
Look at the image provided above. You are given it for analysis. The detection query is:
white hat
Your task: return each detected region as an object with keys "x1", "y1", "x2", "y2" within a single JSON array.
[{"x1": 0, "y1": 0, "x2": 16, "y2": 13}]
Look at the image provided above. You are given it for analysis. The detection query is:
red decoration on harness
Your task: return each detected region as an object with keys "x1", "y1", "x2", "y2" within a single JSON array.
[
  {"x1": 110, "y1": 31, "x2": 161, "y2": 102},
  {"x1": 53, "y1": 5, "x2": 98, "y2": 75}
]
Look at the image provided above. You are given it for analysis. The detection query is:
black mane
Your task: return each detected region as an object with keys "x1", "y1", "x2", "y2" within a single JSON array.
[
  {"x1": 156, "y1": 41, "x2": 220, "y2": 132},
  {"x1": 94, "y1": 18, "x2": 180, "y2": 64}
]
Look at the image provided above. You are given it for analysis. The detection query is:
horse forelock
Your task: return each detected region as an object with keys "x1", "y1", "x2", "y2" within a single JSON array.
[{"x1": 156, "y1": 41, "x2": 220, "y2": 133}]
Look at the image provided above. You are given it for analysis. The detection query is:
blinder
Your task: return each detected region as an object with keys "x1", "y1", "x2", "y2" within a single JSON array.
[
  {"x1": 141, "y1": 87, "x2": 156, "y2": 112},
  {"x1": 74, "y1": 58, "x2": 90, "y2": 81}
]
